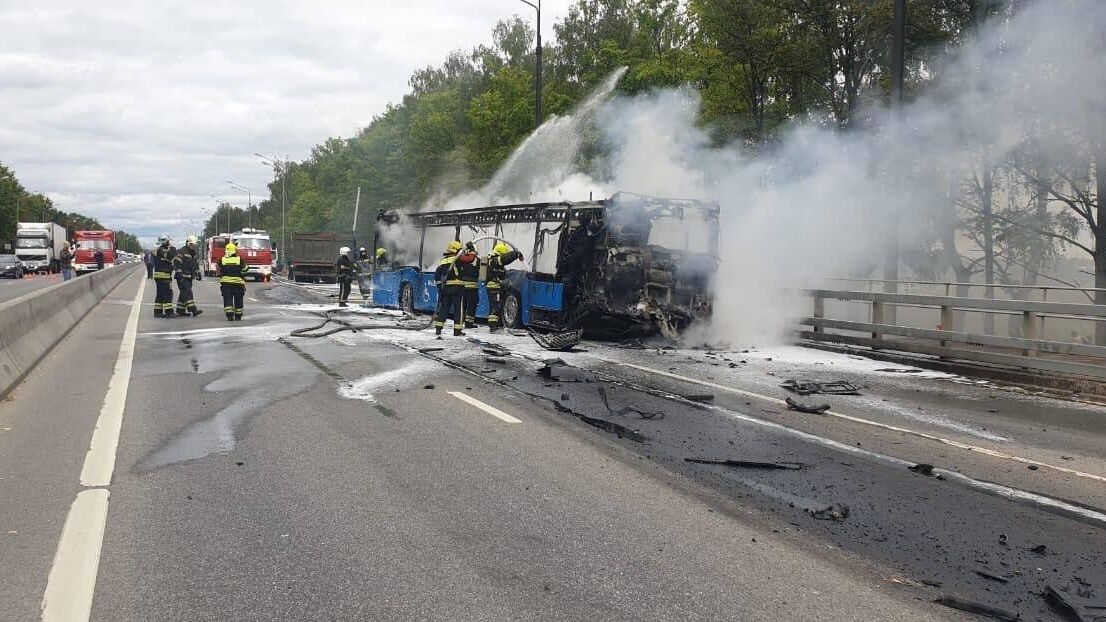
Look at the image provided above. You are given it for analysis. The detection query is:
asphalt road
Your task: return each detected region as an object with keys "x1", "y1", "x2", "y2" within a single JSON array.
[
  {"x1": 3, "y1": 270, "x2": 1105, "y2": 621},
  {"x1": 0, "y1": 271, "x2": 62, "y2": 303}
]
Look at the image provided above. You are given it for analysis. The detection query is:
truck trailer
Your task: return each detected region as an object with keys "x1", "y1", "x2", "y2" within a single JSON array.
[
  {"x1": 15, "y1": 222, "x2": 67, "y2": 273},
  {"x1": 289, "y1": 232, "x2": 355, "y2": 283}
]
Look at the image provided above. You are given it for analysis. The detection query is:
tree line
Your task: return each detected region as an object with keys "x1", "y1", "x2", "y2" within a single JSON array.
[{"x1": 0, "y1": 162, "x2": 143, "y2": 254}]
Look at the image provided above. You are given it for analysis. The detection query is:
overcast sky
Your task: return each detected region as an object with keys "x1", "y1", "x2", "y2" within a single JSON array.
[{"x1": 0, "y1": 0, "x2": 572, "y2": 245}]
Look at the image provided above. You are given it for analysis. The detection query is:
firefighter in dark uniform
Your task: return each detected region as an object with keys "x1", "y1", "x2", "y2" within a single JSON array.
[
  {"x1": 433, "y1": 241, "x2": 469, "y2": 338},
  {"x1": 152, "y1": 235, "x2": 177, "y2": 318},
  {"x1": 485, "y1": 242, "x2": 523, "y2": 332},
  {"x1": 217, "y1": 242, "x2": 249, "y2": 321},
  {"x1": 375, "y1": 247, "x2": 389, "y2": 269},
  {"x1": 459, "y1": 242, "x2": 481, "y2": 328},
  {"x1": 336, "y1": 246, "x2": 356, "y2": 307},
  {"x1": 171, "y1": 235, "x2": 203, "y2": 317}
]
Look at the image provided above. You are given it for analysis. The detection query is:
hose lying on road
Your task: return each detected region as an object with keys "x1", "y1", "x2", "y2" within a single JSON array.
[{"x1": 289, "y1": 308, "x2": 432, "y2": 338}]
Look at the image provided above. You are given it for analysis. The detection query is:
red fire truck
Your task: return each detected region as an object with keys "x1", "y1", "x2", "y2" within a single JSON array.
[
  {"x1": 73, "y1": 230, "x2": 116, "y2": 274},
  {"x1": 232, "y1": 229, "x2": 275, "y2": 281},
  {"x1": 203, "y1": 235, "x2": 228, "y2": 277}
]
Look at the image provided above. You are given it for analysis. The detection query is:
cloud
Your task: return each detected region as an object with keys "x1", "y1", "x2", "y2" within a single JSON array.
[{"x1": 0, "y1": 0, "x2": 571, "y2": 245}]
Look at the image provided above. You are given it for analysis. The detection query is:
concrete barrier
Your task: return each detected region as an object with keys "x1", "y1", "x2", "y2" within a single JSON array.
[{"x1": 0, "y1": 264, "x2": 140, "y2": 398}]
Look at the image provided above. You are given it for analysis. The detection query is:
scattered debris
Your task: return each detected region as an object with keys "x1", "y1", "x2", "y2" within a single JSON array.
[
  {"x1": 808, "y1": 503, "x2": 850, "y2": 521},
  {"x1": 999, "y1": 533, "x2": 1009, "y2": 545},
  {"x1": 1043, "y1": 585, "x2": 1106, "y2": 622},
  {"x1": 418, "y1": 347, "x2": 445, "y2": 353},
  {"x1": 975, "y1": 569, "x2": 1010, "y2": 584},
  {"x1": 537, "y1": 363, "x2": 593, "y2": 383},
  {"x1": 1030, "y1": 544, "x2": 1049, "y2": 555},
  {"x1": 934, "y1": 595, "x2": 1021, "y2": 621},
  {"x1": 684, "y1": 393, "x2": 715, "y2": 403},
  {"x1": 485, "y1": 356, "x2": 507, "y2": 364},
  {"x1": 1027, "y1": 464, "x2": 1039, "y2": 471},
  {"x1": 908, "y1": 463, "x2": 936, "y2": 476},
  {"x1": 597, "y1": 385, "x2": 664, "y2": 419},
  {"x1": 528, "y1": 328, "x2": 583, "y2": 351},
  {"x1": 560, "y1": 393, "x2": 570, "y2": 401},
  {"x1": 422, "y1": 384, "x2": 435, "y2": 390},
  {"x1": 785, "y1": 397, "x2": 831, "y2": 415},
  {"x1": 876, "y1": 368, "x2": 925, "y2": 374},
  {"x1": 685, "y1": 458, "x2": 803, "y2": 470},
  {"x1": 576, "y1": 414, "x2": 648, "y2": 442},
  {"x1": 781, "y1": 379, "x2": 860, "y2": 396}
]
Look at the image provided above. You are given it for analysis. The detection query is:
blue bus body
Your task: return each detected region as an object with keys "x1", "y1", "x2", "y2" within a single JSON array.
[{"x1": 371, "y1": 267, "x2": 564, "y2": 327}]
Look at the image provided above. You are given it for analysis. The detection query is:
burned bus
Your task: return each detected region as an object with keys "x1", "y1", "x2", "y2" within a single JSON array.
[{"x1": 369, "y1": 193, "x2": 720, "y2": 336}]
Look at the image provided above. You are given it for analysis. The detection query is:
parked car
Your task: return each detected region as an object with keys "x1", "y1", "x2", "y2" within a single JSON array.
[{"x1": 0, "y1": 254, "x2": 26, "y2": 279}]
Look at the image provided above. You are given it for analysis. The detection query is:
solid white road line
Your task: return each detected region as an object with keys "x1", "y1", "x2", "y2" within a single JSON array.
[
  {"x1": 448, "y1": 391, "x2": 522, "y2": 424},
  {"x1": 40, "y1": 489, "x2": 109, "y2": 621},
  {"x1": 615, "y1": 361, "x2": 1106, "y2": 484},
  {"x1": 80, "y1": 275, "x2": 145, "y2": 486}
]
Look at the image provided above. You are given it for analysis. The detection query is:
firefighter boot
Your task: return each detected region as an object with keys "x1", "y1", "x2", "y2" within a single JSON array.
[{"x1": 192, "y1": 308, "x2": 204, "y2": 317}]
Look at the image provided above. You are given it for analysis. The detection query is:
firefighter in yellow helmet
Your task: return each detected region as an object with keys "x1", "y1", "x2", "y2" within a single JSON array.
[
  {"x1": 485, "y1": 241, "x2": 523, "y2": 332},
  {"x1": 433, "y1": 240, "x2": 470, "y2": 337},
  {"x1": 217, "y1": 241, "x2": 249, "y2": 320},
  {"x1": 375, "y1": 247, "x2": 389, "y2": 269},
  {"x1": 459, "y1": 241, "x2": 481, "y2": 329}
]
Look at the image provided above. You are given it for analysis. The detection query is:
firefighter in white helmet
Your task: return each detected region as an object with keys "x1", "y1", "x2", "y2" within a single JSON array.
[
  {"x1": 336, "y1": 246, "x2": 356, "y2": 307},
  {"x1": 171, "y1": 235, "x2": 203, "y2": 317}
]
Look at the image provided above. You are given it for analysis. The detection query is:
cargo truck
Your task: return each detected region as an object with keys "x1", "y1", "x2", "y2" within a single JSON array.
[
  {"x1": 288, "y1": 232, "x2": 355, "y2": 283},
  {"x1": 15, "y1": 222, "x2": 67, "y2": 273}
]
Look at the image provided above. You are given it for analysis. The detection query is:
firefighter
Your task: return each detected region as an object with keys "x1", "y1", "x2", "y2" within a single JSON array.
[
  {"x1": 485, "y1": 241, "x2": 523, "y2": 332},
  {"x1": 375, "y1": 247, "x2": 389, "y2": 268},
  {"x1": 336, "y1": 246, "x2": 356, "y2": 307},
  {"x1": 172, "y1": 235, "x2": 203, "y2": 317},
  {"x1": 433, "y1": 240, "x2": 469, "y2": 338},
  {"x1": 459, "y1": 242, "x2": 481, "y2": 329},
  {"x1": 217, "y1": 242, "x2": 249, "y2": 321},
  {"x1": 355, "y1": 247, "x2": 372, "y2": 300},
  {"x1": 152, "y1": 235, "x2": 177, "y2": 318}
]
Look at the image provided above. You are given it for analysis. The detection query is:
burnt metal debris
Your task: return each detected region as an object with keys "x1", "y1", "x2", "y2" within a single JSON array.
[
  {"x1": 685, "y1": 458, "x2": 804, "y2": 471},
  {"x1": 597, "y1": 385, "x2": 664, "y2": 419},
  {"x1": 780, "y1": 379, "x2": 860, "y2": 396},
  {"x1": 785, "y1": 397, "x2": 831, "y2": 414},
  {"x1": 528, "y1": 328, "x2": 584, "y2": 351},
  {"x1": 908, "y1": 463, "x2": 936, "y2": 476},
  {"x1": 935, "y1": 595, "x2": 1022, "y2": 621},
  {"x1": 808, "y1": 503, "x2": 850, "y2": 521}
]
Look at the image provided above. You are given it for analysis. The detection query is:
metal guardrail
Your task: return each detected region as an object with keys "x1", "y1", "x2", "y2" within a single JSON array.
[{"x1": 799, "y1": 288, "x2": 1106, "y2": 380}]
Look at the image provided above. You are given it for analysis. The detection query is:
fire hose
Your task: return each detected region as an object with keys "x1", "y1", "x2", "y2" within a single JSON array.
[{"x1": 289, "y1": 309, "x2": 431, "y2": 338}]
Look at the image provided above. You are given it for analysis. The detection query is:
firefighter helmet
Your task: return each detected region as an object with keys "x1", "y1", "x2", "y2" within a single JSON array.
[
  {"x1": 158, "y1": 235, "x2": 170, "y2": 245},
  {"x1": 185, "y1": 235, "x2": 197, "y2": 245},
  {"x1": 376, "y1": 247, "x2": 387, "y2": 258},
  {"x1": 493, "y1": 242, "x2": 510, "y2": 255},
  {"x1": 339, "y1": 246, "x2": 351, "y2": 255},
  {"x1": 225, "y1": 242, "x2": 237, "y2": 255},
  {"x1": 446, "y1": 240, "x2": 462, "y2": 254}
]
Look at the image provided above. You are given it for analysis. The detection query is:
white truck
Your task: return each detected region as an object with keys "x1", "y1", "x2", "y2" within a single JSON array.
[{"x1": 15, "y1": 222, "x2": 68, "y2": 273}]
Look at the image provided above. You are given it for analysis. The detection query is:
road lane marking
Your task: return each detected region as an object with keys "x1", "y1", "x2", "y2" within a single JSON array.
[
  {"x1": 249, "y1": 297, "x2": 259, "y2": 302},
  {"x1": 448, "y1": 391, "x2": 522, "y2": 424},
  {"x1": 80, "y1": 275, "x2": 146, "y2": 486},
  {"x1": 40, "y1": 489, "x2": 110, "y2": 622},
  {"x1": 615, "y1": 361, "x2": 1106, "y2": 484}
]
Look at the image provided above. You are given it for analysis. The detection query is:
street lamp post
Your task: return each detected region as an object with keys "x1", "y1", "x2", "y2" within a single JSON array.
[
  {"x1": 518, "y1": 0, "x2": 542, "y2": 129},
  {"x1": 256, "y1": 153, "x2": 288, "y2": 269},
  {"x1": 226, "y1": 181, "x2": 252, "y2": 228},
  {"x1": 209, "y1": 195, "x2": 231, "y2": 234}
]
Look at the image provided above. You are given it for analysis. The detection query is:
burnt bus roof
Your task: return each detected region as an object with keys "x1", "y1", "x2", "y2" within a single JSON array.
[{"x1": 377, "y1": 193, "x2": 720, "y2": 228}]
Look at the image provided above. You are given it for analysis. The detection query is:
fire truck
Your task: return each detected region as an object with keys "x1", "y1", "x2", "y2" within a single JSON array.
[
  {"x1": 203, "y1": 235, "x2": 228, "y2": 277},
  {"x1": 230, "y1": 228, "x2": 275, "y2": 282},
  {"x1": 73, "y1": 230, "x2": 116, "y2": 274}
]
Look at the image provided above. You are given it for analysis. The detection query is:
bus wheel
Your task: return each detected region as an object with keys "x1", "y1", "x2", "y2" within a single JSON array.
[
  {"x1": 399, "y1": 282, "x2": 414, "y2": 314},
  {"x1": 502, "y1": 290, "x2": 522, "y2": 329}
]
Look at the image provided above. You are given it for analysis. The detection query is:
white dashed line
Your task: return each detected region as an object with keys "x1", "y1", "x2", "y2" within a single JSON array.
[
  {"x1": 448, "y1": 391, "x2": 522, "y2": 424},
  {"x1": 40, "y1": 489, "x2": 110, "y2": 622}
]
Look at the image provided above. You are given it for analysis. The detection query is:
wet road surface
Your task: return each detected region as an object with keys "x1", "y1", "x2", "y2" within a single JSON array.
[{"x1": 2, "y1": 270, "x2": 1104, "y2": 620}]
